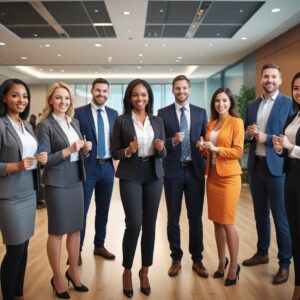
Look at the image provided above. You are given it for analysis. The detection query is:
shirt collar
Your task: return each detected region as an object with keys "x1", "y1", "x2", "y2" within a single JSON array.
[
  {"x1": 52, "y1": 113, "x2": 72, "y2": 124},
  {"x1": 131, "y1": 111, "x2": 149, "y2": 122},
  {"x1": 261, "y1": 90, "x2": 279, "y2": 102},
  {"x1": 175, "y1": 102, "x2": 190, "y2": 112},
  {"x1": 91, "y1": 101, "x2": 106, "y2": 113}
]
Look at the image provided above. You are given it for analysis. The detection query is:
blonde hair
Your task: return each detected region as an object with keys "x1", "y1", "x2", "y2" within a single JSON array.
[{"x1": 42, "y1": 82, "x2": 75, "y2": 119}]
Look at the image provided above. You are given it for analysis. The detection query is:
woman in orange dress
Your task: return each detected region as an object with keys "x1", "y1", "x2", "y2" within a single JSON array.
[{"x1": 198, "y1": 87, "x2": 244, "y2": 286}]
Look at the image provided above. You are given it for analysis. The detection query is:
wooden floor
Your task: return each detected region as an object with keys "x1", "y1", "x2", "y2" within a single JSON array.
[{"x1": 0, "y1": 181, "x2": 294, "y2": 300}]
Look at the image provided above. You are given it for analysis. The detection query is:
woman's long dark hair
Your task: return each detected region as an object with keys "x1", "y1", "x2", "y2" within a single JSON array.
[
  {"x1": 210, "y1": 87, "x2": 238, "y2": 120},
  {"x1": 0, "y1": 78, "x2": 31, "y2": 119},
  {"x1": 123, "y1": 79, "x2": 154, "y2": 115},
  {"x1": 291, "y1": 72, "x2": 300, "y2": 112}
]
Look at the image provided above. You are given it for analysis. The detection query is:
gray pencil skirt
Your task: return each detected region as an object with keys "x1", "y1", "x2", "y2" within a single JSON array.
[
  {"x1": 44, "y1": 161, "x2": 84, "y2": 235},
  {"x1": 0, "y1": 171, "x2": 36, "y2": 245}
]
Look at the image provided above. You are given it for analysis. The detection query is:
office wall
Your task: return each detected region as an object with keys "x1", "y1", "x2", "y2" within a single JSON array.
[
  {"x1": 30, "y1": 84, "x2": 48, "y2": 118},
  {"x1": 256, "y1": 23, "x2": 300, "y2": 96}
]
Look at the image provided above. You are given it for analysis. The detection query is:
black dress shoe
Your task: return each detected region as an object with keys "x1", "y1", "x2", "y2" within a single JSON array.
[
  {"x1": 65, "y1": 270, "x2": 89, "y2": 292},
  {"x1": 123, "y1": 272, "x2": 133, "y2": 298},
  {"x1": 225, "y1": 264, "x2": 240, "y2": 286},
  {"x1": 94, "y1": 247, "x2": 115, "y2": 259},
  {"x1": 50, "y1": 278, "x2": 70, "y2": 299},
  {"x1": 139, "y1": 269, "x2": 151, "y2": 296},
  {"x1": 213, "y1": 257, "x2": 229, "y2": 278}
]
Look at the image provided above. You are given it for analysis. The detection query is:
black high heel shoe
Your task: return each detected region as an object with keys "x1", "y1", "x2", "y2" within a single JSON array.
[
  {"x1": 123, "y1": 272, "x2": 133, "y2": 298},
  {"x1": 139, "y1": 270, "x2": 151, "y2": 296},
  {"x1": 213, "y1": 257, "x2": 229, "y2": 278},
  {"x1": 50, "y1": 278, "x2": 70, "y2": 299},
  {"x1": 225, "y1": 264, "x2": 240, "y2": 286},
  {"x1": 65, "y1": 271, "x2": 89, "y2": 292}
]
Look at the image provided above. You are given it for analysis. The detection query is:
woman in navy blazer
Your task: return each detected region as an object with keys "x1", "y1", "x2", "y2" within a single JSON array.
[
  {"x1": 112, "y1": 79, "x2": 165, "y2": 298},
  {"x1": 273, "y1": 72, "x2": 300, "y2": 300},
  {"x1": 37, "y1": 82, "x2": 91, "y2": 298},
  {"x1": 0, "y1": 79, "x2": 47, "y2": 300}
]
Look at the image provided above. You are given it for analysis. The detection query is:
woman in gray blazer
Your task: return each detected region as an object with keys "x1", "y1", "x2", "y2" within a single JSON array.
[
  {"x1": 36, "y1": 82, "x2": 91, "y2": 299},
  {"x1": 0, "y1": 78, "x2": 47, "y2": 300},
  {"x1": 111, "y1": 79, "x2": 166, "y2": 298}
]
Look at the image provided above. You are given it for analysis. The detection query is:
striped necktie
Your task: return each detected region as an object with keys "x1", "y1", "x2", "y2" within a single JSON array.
[
  {"x1": 97, "y1": 108, "x2": 106, "y2": 158},
  {"x1": 180, "y1": 106, "x2": 190, "y2": 161}
]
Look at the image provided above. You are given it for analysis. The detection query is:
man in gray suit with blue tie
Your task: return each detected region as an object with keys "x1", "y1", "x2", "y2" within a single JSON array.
[
  {"x1": 243, "y1": 64, "x2": 292, "y2": 284},
  {"x1": 158, "y1": 75, "x2": 208, "y2": 278},
  {"x1": 75, "y1": 78, "x2": 118, "y2": 264}
]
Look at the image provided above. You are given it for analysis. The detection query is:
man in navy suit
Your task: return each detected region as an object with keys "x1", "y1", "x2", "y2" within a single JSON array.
[
  {"x1": 75, "y1": 78, "x2": 118, "y2": 264},
  {"x1": 243, "y1": 64, "x2": 292, "y2": 284},
  {"x1": 158, "y1": 75, "x2": 208, "y2": 278}
]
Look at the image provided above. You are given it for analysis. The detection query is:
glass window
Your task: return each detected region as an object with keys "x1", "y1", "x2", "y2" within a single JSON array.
[{"x1": 224, "y1": 63, "x2": 244, "y2": 95}]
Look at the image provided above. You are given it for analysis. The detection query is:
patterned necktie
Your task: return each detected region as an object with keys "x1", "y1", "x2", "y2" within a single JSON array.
[
  {"x1": 97, "y1": 108, "x2": 106, "y2": 158},
  {"x1": 180, "y1": 106, "x2": 190, "y2": 161}
]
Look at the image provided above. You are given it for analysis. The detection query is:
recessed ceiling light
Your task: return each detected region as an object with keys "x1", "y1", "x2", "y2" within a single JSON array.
[
  {"x1": 145, "y1": 43, "x2": 148, "y2": 47},
  {"x1": 58, "y1": 53, "x2": 61, "y2": 57},
  {"x1": 93, "y1": 23, "x2": 112, "y2": 26},
  {"x1": 239, "y1": 9, "x2": 244, "y2": 13},
  {"x1": 108, "y1": 57, "x2": 113, "y2": 61},
  {"x1": 138, "y1": 53, "x2": 143, "y2": 57},
  {"x1": 33, "y1": 33, "x2": 38, "y2": 37},
  {"x1": 162, "y1": 44, "x2": 166, "y2": 47},
  {"x1": 94, "y1": 9, "x2": 99, "y2": 13},
  {"x1": 0, "y1": 42, "x2": 5, "y2": 46},
  {"x1": 209, "y1": 43, "x2": 213, "y2": 47},
  {"x1": 39, "y1": 68, "x2": 43, "y2": 71},
  {"x1": 44, "y1": 44, "x2": 50, "y2": 47},
  {"x1": 176, "y1": 59, "x2": 180, "y2": 63},
  {"x1": 137, "y1": 66, "x2": 141, "y2": 69},
  {"x1": 177, "y1": 56, "x2": 182, "y2": 59},
  {"x1": 60, "y1": 70, "x2": 65, "y2": 72},
  {"x1": 216, "y1": 33, "x2": 220, "y2": 37},
  {"x1": 160, "y1": 9, "x2": 164, "y2": 13},
  {"x1": 169, "y1": 68, "x2": 173, "y2": 71},
  {"x1": 139, "y1": 60, "x2": 143, "y2": 63},
  {"x1": 122, "y1": 11, "x2": 130, "y2": 15},
  {"x1": 49, "y1": 69, "x2": 53, "y2": 72},
  {"x1": 272, "y1": 8, "x2": 281, "y2": 13},
  {"x1": 94, "y1": 43, "x2": 102, "y2": 47},
  {"x1": 241, "y1": 37, "x2": 247, "y2": 40},
  {"x1": 21, "y1": 57, "x2": 28, "y2": 60}
]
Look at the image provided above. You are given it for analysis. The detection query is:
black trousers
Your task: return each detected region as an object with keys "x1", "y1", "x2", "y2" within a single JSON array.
[
  {"x1": 0, "y1": 240, "x2": 29, "y2": 300},
  {"x1": 285, "y1": 161, "x2": 300, "y2": 285},
  {"x1": 119, "y1": 159, "x2": 163, "y2": 269}
]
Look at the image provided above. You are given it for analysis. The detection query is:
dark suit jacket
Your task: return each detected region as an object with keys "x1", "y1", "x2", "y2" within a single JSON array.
[
  {"x1": 36, "y1": 115, "x2": 85, "y2": 187},
  {"x1": 158, "y1": 103, "x2": 207, "y2": 180},
  {"x1": 111, "y1": 113, "x2": 166, "y2": 180},
  {"x1": 75, "y1": 104, "x2": 118, "y2": 176},
  {"x1": 244, "y1": 93, "x2": 293, "y2": 176},
  {"x1": 0, "y1": 115, "x2": 39, "y2": 198},
  {"x1": 281, "y1": 112, "x2": 300, "y2": 173}
]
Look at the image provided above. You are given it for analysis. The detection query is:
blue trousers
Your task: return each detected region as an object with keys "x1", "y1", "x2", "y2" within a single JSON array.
[
  {"x1": 249, "y1": 160, "x2": 291, "y2": 269},
  {"x1": 80, "y1": 161, "x2": 114, "y2": 250}
]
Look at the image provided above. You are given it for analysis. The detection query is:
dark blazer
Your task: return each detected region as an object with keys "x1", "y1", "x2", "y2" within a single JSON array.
[
  {"x1": 111, "y1": 113, "x2": 166, "y2": 180},
  {"x1": 36, "y1": 115, "x2": 85, "y2": 187},
  {"x1": 0, "y1": 115, "x2": 39, "y2": 198},
  {"x1": 158, "y1": 103, "x2": 207, "y2": 179},
  {"x1": 75, "y1": 104, "x2": 118, "y2": 176},
  {"x1": 244, "y1": 93, "x2": 293, "y2": 176},
  {"x1": 281, "y1": 112, "x2": 300, "y2": 172}
]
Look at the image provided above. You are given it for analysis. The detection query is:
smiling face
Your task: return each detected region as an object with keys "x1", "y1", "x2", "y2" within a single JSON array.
[
  {"x1": 130, "y1": 83, "x2": 149, "y2": 113},
  {"x1": 261, "y1": 67, "x2": 282, "y2": 98},
  {"x1": 293, "y1": 78, "x2": 300, "y2": 106},
  {"x1": 214, "y1": 92, "x2": 230, "y2": 118},
  {"x1": 49, "y1": 87, "x2": 71, "y2": 116},
  {"x1": 3, "y1": 83, "x2": 28, "y2": 116},
  {"x1": 91, "y1": 83, "x2": 109, "y2": 107},
  {"x1": 172, "y1": 79, "x2": 190, "y2": 105}
]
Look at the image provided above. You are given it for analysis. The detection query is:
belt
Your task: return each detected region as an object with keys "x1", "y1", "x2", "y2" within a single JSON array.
[
  {"x1": 138, "y1": 156, "x2": 154, "y2": 162},
  {"x1": 181, "y1": 160, "x2": 192, "y2": 167},
  {"x1": 255, "y1": 155, "x2": 266, "y2": 161},
  {"x1": 96, "y1": 158, "x2": 112, "y2": 164}
]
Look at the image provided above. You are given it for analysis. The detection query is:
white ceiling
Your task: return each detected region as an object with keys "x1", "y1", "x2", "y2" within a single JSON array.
[{"x1": 0, "y1": 0, "x2": 300, "y2": 84}]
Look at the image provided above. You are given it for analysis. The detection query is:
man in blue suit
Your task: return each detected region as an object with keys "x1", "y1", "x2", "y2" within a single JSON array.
[
  {"x1": 158, "y1": 75, "x2": 208, "y2": 278},
  {"x1": 243, "y1": 64, "x2": 292, "y2": 284},
  {"x1": 75, "y1": 78, "x2": 118, "y2": 264}
]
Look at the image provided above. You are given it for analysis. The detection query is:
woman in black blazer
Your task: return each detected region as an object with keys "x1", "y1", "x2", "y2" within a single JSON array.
[
  {"x1": 112, "y1": 79, "x2": 166, "y2": 298},
  {"x1": 0, "y1": 78, "x2": 47, "y2": 300},
  {"x1": 36, "y1": 82, "x2": 91, "y2": 299},
  {"x1": 273, "y1": 72, "x2": 300, "y2": 300}
]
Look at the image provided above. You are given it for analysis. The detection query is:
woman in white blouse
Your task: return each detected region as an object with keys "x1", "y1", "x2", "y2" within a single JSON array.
[
  {"x1": 36, "y1": 82, "x2": 91, "y2": 299},
  {"x1": 273, "y1": 72, "x2": 300, "y2": 300},
  {"x1": 112, "y1": 79, "x2": 166, "y2": 298},
  {"x1": 0, "y1": 78, "x2": 47, "y2": 300}
]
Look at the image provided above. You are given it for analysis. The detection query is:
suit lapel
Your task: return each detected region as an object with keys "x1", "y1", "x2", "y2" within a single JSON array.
[
  {"x1": 253, "y1": 98, "x2": 262, "y2": 123},
  {"x1": 169, "y1": 103, "x2": 180, "y2": 131},
  {"x1": 265, "y1": 94, "x2": 281, "y2": 130},
  {"x1": 85, "y1": 104, "x2": 97, "y2": 140},
  {"x1": 3, "y1": 115, "x2": 23, "y2": 156},
  {"x1": 123, "y1": 114, "x2": 136, "y2": 138},
  {"x1": 149, "y1": 115, "x2": 159, "y2": 139},
  {"x1": 106, "y1": 107, "x2": 114, "y2": 139},
  {"x1": 49, "y1": 115, "x2": 70, "y2": 146},
  {"x1": 70, "y1": 119, "x2": 82, "y2": 139}
]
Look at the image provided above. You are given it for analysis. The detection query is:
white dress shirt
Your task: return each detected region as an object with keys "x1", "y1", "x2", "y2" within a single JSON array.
[
  {"x1": 91, "y1": 102, "x2": 111, "y2": 159},
  {"x1": 52, "y1": 114, "x2": 80, "y2": 162},
  {"x1": 132, "y1": 112, "x2": 155, "y2": 157}
]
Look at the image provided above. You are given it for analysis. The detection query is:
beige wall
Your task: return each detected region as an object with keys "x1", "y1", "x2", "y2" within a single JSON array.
[
  {"x1": 256, "y1": 24, "x2": 300, "y2": 96},
  {"x1": 28, "y1": 84, "x2": 48, "y2": 120}
]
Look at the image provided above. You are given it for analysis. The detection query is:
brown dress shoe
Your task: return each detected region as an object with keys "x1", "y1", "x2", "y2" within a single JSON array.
[
  {"x1": 272, "y1": 268, "x2": 289, "y2": 285},
  {"x1": 168, "y1": 260, "x2": 181, "y2": 277},
  {"x1": 66, "y1": 252, "x2": 82, "y2": 266},
  {"x1": 192, "y1": 261, "x2": 208, "y2": 278},
  {"x1": 93, "y1": 247, "x2": 115, "y2": 259},
  {"x1": 242, "y1": 254, "x2": 269, "y2": 266}
]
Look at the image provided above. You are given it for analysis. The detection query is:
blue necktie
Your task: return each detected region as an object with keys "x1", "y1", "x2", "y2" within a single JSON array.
[
  {"x1": 180, "y1": 107, "x2": 190, "y2": 161},
  {"x1": 97, "y1": 109, "x2": 106, "y2": 158}
]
